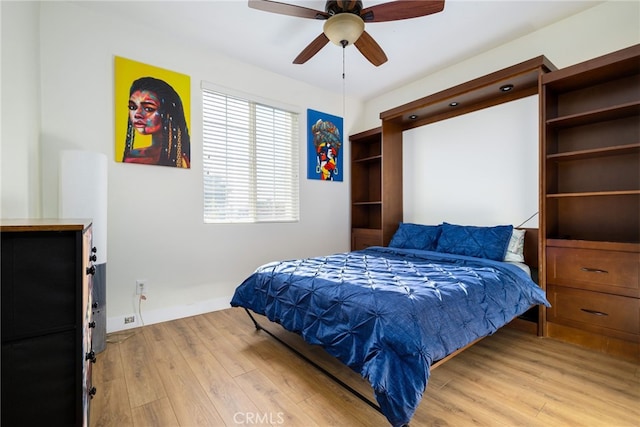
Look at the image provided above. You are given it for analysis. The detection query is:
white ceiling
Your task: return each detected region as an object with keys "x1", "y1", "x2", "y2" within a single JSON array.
[{"x1": 75, "y1": 0, "x2": 602, "y2": 100}]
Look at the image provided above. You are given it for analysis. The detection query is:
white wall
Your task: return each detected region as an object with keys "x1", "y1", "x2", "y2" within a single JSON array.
[
  {"x1": 403, "y1": 95, "x2": 539, "y2": 227},
  {"x1": 3, "y1": 1, "x2": 358, "y2": 332},
  {"x1": 354, "y1": 1, "x2": 640, "y2": 133},
  {"x1": 0, "y1": 1, "x2": 41, "y2": 218}
]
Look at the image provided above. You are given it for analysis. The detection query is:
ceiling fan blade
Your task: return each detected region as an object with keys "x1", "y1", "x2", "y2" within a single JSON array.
[
  {"x1": 360, "y1": 0, "x2": 445, "y2": 22},
  {"x1": 293, "y1": 33, "x2": 330, "y2": 64},
  {"x1": 354, "y1": 31, "x2": 388, "y2": 66},
  {"x1": 248, "y1": 0, "x2": 328, "y2": 20}
]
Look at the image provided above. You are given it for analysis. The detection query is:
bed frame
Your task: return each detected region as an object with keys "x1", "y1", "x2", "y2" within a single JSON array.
[
  {"x1": 243, "y1": 308, "x2": 384, "y2": 414},
  {"x1": 242, "y1": 228, "x2": 541, "y2": 421}
]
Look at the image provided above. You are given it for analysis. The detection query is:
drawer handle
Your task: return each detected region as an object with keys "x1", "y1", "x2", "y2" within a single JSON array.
[
  {"x1": 580, "y1": 308, "x2": 608, "y2": 317},
  {"x1": 580, "y1": 267, "x2": 608, "y2": 274}
]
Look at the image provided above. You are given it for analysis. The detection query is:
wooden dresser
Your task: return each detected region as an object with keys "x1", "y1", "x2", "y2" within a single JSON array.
[
  {"x1": 1, "y1": 219, "x2": 97, "y2": 426},
  {"x1": 541, "y1": 44, "x2": 640, "y2": 361}
]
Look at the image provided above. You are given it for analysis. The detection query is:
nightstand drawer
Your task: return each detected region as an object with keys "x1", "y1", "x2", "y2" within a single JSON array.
[
  {"x1": 547, "y1": 285, "x2": 639, "y2": 339},
  {"x1": 351, "y1": 228, "x2": 382, "y2": 250},
  {"x1": 547, "y1": 246, "x2": 639, "y2": 297}
]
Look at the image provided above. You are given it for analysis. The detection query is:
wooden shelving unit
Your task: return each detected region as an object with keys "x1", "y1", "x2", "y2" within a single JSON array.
[
  {"x1": 350, "y1": 56, "x2": 556, "y2": 254},
  {"x1": 350, "y1": 127, "x2": 402, "y2": 250},
  {"x1": 541, "y1": 44, "x2": 640, "y2": 361}
]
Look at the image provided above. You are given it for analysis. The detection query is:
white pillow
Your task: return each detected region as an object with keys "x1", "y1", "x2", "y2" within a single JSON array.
[{"x1": 504, "y1": 228, "x2": 526, "y2": 263}]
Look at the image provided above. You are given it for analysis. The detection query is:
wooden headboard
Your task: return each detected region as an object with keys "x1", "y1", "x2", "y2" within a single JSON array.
[{"x1": 521, "y1": 228, "x2": 539, "y2": 269}]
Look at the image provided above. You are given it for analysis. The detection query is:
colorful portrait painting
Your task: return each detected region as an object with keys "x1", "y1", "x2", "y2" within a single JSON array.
[
  {"x1": 307, "y1": 109, "x2": 343, "y2": 181},
  {"x1": 114, "y1": 56, "x2": 191, "y2": 168}
]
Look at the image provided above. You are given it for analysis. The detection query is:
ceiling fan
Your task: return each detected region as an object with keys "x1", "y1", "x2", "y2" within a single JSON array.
[{"x1": 248, "y1": 0, "x2": 445, "y2": 66}]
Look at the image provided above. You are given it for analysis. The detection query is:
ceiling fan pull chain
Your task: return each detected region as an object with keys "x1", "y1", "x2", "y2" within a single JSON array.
[
  {"x1": 342, "y1": 44, "x2": 346, "y2": 80},
  {"x1": 342, "y1": 44, "x2": 346, "y2": 119}
]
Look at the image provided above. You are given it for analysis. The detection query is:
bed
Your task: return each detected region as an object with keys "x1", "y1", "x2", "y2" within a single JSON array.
[{"x1": 230, "y1": 222, "x2": 549, "y2": 426}]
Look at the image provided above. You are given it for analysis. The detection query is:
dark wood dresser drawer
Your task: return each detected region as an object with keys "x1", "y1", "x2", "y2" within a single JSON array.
[
  {"x1": 547, "y1": 285, "x2": 639, "y2": 341},
  {"x1": 547, "y1": 245, "x2": 640, "y2": 297}
]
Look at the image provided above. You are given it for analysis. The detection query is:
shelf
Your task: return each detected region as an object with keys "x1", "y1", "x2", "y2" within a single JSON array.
[
  {"x1": 542, "y1": 45, "x2": 640, "y2": 91},
  {"x1": 546, "y1": 101, "x2": 640, "y2": 128},
  {"x1": 352, "y1": 201, "x2": 382, "y2": 206},
  {"x1": 547, "y1": 143, "x2": 640, "y2": 161},
  {"x1": 353, "y1": 154, "x2": 382, "y2": 164},
  {"x1": 546, "y1": 239, "x2": 640, "y2": 251},
  {"x1": 546, "y1": 190, "x2": 640, "y2": 198},
  {"x1": 352, "y1": 227, "x2": 382, "y2": 232},
  {"x1": 350, "y1": 127, "x2": 382, "y2": 161},
  {"x1": 542, "y1": 46, "x2": 640, "y2": 251},
  {"x1": 350, "y1": 125, "x2": 401, "y2": 248}
]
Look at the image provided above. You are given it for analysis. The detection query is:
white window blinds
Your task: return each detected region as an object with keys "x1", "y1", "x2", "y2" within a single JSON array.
[{"x1": 203, "y1": 88, "x2": 299, "y2": 223}]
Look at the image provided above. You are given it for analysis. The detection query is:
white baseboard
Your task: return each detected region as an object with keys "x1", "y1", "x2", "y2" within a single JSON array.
[{"x1": 106, "y1": 295, "x2": 233, "y2": 333}]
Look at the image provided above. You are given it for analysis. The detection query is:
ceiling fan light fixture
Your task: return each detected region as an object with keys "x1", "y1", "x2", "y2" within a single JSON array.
[{"x1": 323, "y1": 13, "x2": 365, "y2": 46}]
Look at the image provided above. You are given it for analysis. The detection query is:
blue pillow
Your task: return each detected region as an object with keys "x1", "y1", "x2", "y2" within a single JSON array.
[
  {"x1": 435, "y1": 222, "x2": 513, "y2": 261},
  {"x1": 388, "y1": 222, "x2": 441, "y2": 251}
]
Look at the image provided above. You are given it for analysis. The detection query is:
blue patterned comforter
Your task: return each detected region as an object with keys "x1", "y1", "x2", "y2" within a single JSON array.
[{"x1": 230, "y1": 246, "x2": 549, "y2": 426}]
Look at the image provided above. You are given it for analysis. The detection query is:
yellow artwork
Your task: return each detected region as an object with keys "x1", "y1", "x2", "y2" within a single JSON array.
[{"x1": 114, "y1": 56, "x2": 191, "y2": 168}]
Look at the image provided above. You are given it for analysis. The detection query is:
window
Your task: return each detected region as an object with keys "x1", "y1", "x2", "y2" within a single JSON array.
[{"x1": 202, "y1": 86, "x2": 299, "y2": 223}]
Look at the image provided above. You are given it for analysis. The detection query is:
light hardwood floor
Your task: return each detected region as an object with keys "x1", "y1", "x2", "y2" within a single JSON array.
[{"x1": 90, "y1": 308, "x2": 639, "y2": 427}]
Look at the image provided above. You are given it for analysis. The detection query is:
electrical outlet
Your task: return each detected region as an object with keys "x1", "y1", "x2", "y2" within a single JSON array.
[
  {"x1": 136, "y1": 279, "x2": 147, "y2": 295},
  {"x1": 124, "y1": 315, "x2": 135, "y2": 324}
]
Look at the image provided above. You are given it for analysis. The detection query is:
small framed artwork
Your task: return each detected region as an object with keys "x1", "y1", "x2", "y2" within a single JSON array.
[
  {"x1": 114, "y1": 56, "x2": 191, "y2": 168},
  {"x1": 307, "y1": 109, "x2": 343, "y2": 181}
]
